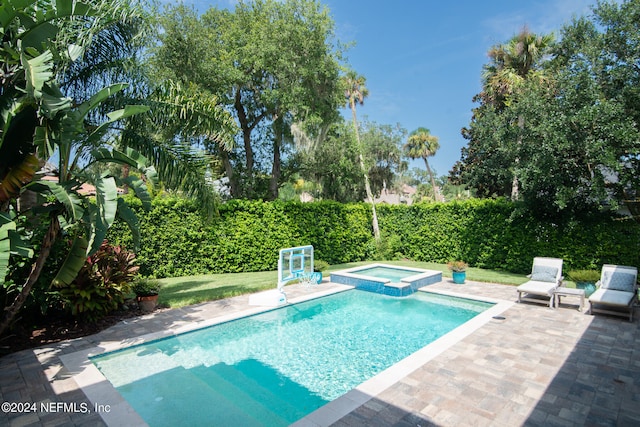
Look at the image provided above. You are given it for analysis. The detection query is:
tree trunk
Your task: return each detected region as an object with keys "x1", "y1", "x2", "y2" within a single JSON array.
[
  {"x1": 511, "y1": 115, "x2": 524, "y2": 201},
  {"x1": 220, "y1": 149, "x2": 239, "y2": 198},
  {"x1": 0, "y1": 214, "x2": 60, "y2": 337},
  {"x1": 351, "y1": 103, "x2": 380, "y2": 240},
  {"x1": 234, "y1": 89, "x2": 255, "y2": 194},
  {"x1": 423, "y1": 157, "x2": 440, "y2": 202},
  {"x1": 269, "y1": 116, "x2": 283, "y2": 201}
]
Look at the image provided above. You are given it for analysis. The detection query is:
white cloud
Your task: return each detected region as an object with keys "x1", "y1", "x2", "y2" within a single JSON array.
[{"x1": 482, "y1": 0, "x2": 592, "y2": 42}]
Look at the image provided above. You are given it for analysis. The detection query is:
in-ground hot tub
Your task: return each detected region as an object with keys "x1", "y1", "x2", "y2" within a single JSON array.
[{"x1": 330, "y1": 263, "x2": 442, "y2": 296}]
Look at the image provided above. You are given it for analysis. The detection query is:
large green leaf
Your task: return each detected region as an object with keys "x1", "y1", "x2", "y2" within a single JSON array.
[
  {"x1": 123, "y1": 176, "x2": 152, "y2": 210},
  {"x1": 28, "y1": 180, "x2": 84, "y2": 221},
  {"x1": 86, "y1": 105, "x2": 150, "y2": 145},
  {"x1": 20, "y1": 21, "x2": 57, "y2": 50},
  {"x1": 91, "y1": 146, "x2": 149, "y2": 170},
  {"x1": 0, "y1": 0, "x2": 37, "y2": 29},
  {"x1": 116, "y1": 198, "x2": 141, "y2": 251},
  {"x1": 21, "y1": 50, "x2": 53, "y2": 98},
  {"x1": 33, "y1": 125, "x2": 55, "y2": 162},
  {"x1": 50, "y1": 0, "x2": 94, "y2": 19},
  {"x1": 5, "y1": 1, "x2": 97, "y2": 49},
  {"x1": 88, "y1": 175, "x2": 117, "y2": 255},
  {"x1": 8, "y1": 230, "x2": 33, "y2": 258},
  {"x1": 76, "y1": 83, "x2": 128, "y2": 119},
  {"x1": 0, "y1": 213, "x2": 16, "y2": 282},
  {"x1": 90, "y1": 147, "x2": 158, "y2": 190},
  {"x1": 40, "y1": 84, "x2": 72, "y2": 118},
  {"x1": 51, "y1": 236, "x2": 88, "y2": 287}
]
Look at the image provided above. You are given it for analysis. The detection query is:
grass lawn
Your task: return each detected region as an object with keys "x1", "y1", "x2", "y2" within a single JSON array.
[{"x1": 158, "y1": 260, "x2": 561, "y2": 309}]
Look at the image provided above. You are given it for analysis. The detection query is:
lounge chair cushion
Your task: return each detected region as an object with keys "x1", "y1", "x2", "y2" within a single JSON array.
[
  {"x1": 589, "y1": 288, "x2": 635, "y2": 307},
  {"x1": 601, "y1": 271, "x2": 637, "y2": 293},
  {"x1": 530, "y1": 265, "x2": 558, "y2": 283},
  {"x1": 517, "y1": 280, "x2": 557, "y2": 296}
]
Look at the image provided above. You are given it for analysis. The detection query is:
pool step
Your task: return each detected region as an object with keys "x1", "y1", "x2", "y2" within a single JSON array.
[
  {"x1": 118, "y1": 365, "x2": 271, "y2": 427},
  {"x1": 210, "y1": 359, "x2": 328, "y2": 420},
  {"x1": 192, "y1": 364, "x2": 294, "y2": 426}
]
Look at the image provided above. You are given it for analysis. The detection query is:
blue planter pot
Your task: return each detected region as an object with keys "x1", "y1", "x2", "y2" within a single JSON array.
[
  {"x1": 576, "y1": 281, "x2": 596, "y2": 297},
  {"x1": 452, "y1": 271, "x2": 466, "y2": 284}
]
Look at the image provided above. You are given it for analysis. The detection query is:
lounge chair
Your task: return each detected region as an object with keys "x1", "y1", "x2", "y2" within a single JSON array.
[
  {"x1": 588, "y1": 264, "x2": 638, "y2": 322},
  {"x1": 517, "y1": 257, "x2": 563, "y2": 308}
]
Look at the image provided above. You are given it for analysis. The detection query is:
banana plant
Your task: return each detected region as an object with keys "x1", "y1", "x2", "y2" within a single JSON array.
[
  {"x1": 0, "y1": 0, "x2": 153, "y2": 335},
  {"x1": 0, "y1": 0, "x2": 237, "y2": 335}
]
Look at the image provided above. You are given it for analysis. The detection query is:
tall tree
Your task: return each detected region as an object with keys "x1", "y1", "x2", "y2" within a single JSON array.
[
  {"x1": 404, "y1": 127, "x2": 441, "y2": 201},
  {"x1": 454, "y1": 1, "x2": 640, "y2": 218},
  {"x1": 481, "y1": 28, "x2": 554, "y2": 200},
  {"x1": 153, "y1": 0, "x2": 344, "y2": 200},
  {"x1": 344, "y1": 71, "x2": 380, "y2": 240}
]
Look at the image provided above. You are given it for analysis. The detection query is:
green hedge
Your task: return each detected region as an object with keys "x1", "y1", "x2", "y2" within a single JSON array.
[
  {"x1": 108, "y1": 198, "x2": 372, "y2": 277},
  {"x1": 108, "y1": 197, "x2": 640, "y2": 278},
  {"x1": 378, "y1": 199, "x2": 640, "y2": 273}
]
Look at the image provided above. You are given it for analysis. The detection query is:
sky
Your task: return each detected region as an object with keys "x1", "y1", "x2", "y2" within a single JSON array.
[{"x1": 166, "y1": 0, "x2": 596, "y2": 177}]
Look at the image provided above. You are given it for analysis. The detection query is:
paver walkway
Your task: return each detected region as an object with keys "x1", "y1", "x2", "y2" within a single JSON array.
[{"x1": 1, "y1": 280, "x2": 639, "y2": 426}]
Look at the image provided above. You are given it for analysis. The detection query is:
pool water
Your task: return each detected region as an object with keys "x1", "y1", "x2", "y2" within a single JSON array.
[
  {"x1": 92, "y1": 290, "x2": 491, "y2": 426},
  {"x1": 351, "y1": 265, "x2": 422, "y2": 281}
]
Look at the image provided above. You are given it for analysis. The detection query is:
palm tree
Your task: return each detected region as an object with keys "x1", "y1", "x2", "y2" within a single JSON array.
[
  {"x1": 404, "y1": 127, "x2": 441, "y2": 201},
  {"x1": 482, "y1": 28, "x2": 554, "y2": 200},
  {"x1": 343, "y1": 71, "x2": 380, "y2": 240}
]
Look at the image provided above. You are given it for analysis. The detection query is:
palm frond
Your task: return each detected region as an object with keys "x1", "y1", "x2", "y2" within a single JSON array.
[
  {"x1": 146, "y1": 81, "x2": 237, "y2": 151},
  {"x1": 122, "y1": 129, "x2": 220, "y2": 218}
]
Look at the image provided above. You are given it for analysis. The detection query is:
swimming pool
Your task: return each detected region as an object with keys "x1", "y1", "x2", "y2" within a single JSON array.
[
  {"x1": 330, "y1": 263, "x2": 442, "y2": 296},
  {"x1": 91, "y1": 290, "x2": 491, "y2": 426}
]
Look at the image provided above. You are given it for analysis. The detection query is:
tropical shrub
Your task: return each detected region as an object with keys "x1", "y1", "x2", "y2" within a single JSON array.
[{"x1": 55, "y1": 241, "x2": 138, "y2": 321}]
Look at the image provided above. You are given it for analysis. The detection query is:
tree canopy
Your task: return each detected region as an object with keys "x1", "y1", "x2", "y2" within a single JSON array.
[
  {"x1": 152, "y1": 0, "x2": 345, "y2": 200},
  {"x1": 452, "y1": 0, "x2": 640, "y2": 218}
]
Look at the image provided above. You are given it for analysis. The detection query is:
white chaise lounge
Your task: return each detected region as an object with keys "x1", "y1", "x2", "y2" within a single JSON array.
[
  {"x1": 588, "y1": 264, "x2": 638, "y2": 322},
  {"x1": 516, "y1": 257, "x2": 563, "y2": 308}
]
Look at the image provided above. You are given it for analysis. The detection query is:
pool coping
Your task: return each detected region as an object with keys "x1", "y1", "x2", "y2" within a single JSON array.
[{"x1": 58, "y1": 284, "x2": 512, "y2": 427}]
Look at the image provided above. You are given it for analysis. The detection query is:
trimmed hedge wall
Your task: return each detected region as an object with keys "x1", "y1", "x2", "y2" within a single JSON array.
[
  {"x1": 108, "y1": 197, "x2": 640, "y2": 278},
  {"x1": 108, "y1": 198, "x2": 372, "y2": 277},
  {"x1": 378, "y1": 199, "x2": 640, "y2": 273}
]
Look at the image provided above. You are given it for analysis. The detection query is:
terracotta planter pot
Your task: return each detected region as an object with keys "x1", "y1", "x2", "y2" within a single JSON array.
[{"x1": 137, "y1": 294, "x2": 159, "y2": 312}]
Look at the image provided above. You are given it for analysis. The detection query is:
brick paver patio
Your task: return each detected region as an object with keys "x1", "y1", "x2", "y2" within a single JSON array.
[{"x1": 1, "y1": 280, "x2": 639, "y2": 426}]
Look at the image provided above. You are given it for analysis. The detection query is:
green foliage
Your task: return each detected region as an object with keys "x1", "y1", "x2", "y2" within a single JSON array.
[
  {"x1": 313, "y1": 260, "x2": 330, "y2": 272},
  {"x1": 132, "y1": 276, "x2": 161, "y2": 297},
  {"x1": 377, "y1": 199, "x2": 640, "y2": 273},
  {"x1": 567, "y1": 269, "x2": 600, "y2": 283},
  {"x1": 456, "y1": 3, "x2": 640, "y2": 217},
  {"x1": 55, "y1": 241, "x2": 138, "y2": 321},
  {"x1": 108, "y1": 197, "x2": 372, "y2": 277},
  {"x1": 108, "y1": 197, "x2": 640, "y2": 278},
  {"x1": 153, "y1": 0, "x2": 345, "y2": 200}
]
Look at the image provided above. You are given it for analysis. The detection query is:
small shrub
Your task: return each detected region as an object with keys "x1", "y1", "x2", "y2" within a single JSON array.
[
  {"x1": 313, "y1": 260, "x2": 330, "y2": 272},
  {"x1": 447, "y1": 260, "x2": 468, "y2": 272},
  {"x1": 132, "y1": 277, "x2": 161, "y2": 296},
  {"x1": 567, "y1": 269, "x2": 600, "y2": 283}
]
